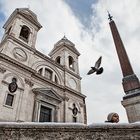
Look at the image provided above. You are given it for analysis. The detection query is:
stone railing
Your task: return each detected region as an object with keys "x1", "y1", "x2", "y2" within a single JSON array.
[{"x1": 0, "y1": 122, "x2": 140, "y2": 140}]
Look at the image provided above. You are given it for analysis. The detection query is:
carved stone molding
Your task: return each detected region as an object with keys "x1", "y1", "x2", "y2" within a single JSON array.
[
  {"x1": 79, "y1": 103, "x2": 84, "y2": 107},
  {"x1": 63, "y1": 96, "x2": 69, "y2": 101},
  {"x1": 25, "y1": 78, "x2": 34, "y2": 87},
  {"x1": 0, "y1": 67, "x2": 6, "y2": 73},
  {"x1": 55, "y1": 106, "x2": 60, "y2": 110}
]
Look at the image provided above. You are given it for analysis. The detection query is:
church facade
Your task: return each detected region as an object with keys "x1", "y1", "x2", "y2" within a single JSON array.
[{"x1": 0, "y1": 8, "x2": 87, "y2": 123}]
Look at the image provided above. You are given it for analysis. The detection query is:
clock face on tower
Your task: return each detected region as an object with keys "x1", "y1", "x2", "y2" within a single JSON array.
[
  {"x1": 68, "y1": 78, "x2": 77, "y2": 90},
  {"x1": 13, "y1": 47, "x2": 27, "y2": 61}
]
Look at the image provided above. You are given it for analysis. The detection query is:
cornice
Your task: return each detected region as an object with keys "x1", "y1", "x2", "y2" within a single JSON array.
[
  {"x1": 3, "y1": 36, "x2": 81, "y2": 79},
  {"x1": 8, "y1": 35, "x2": 36, "y2": 52},
  {"x1": 0, "y1": 53, "x2": 35, "y2": 74},
  {"x1": 0, "y1": 53, "x2": 86, "y2": 98},
  {"x1": 19, "y1": 12, "x2": 42, "y2": 30},
  {"x1": 34, "y1": 50, "x2": 64, "y2": 70},
  {"x1": 32, "y1": 73, "x2": 84, "y2": 99},
  {"x1": 0, "y1": 53, "x2": 65, "y2": 90},
  {"x1": 64, "y1": 86, "x2": 86, "y2": 99},
  {"x1": 3, "y1": 8, "x2": 42, "y2": 30},
  {"x1": 33, "y1": 88, "x2": 63, "y2": 102},
  {"x1": 0, "y1": 53, "x2": 64, "y2": 88},
  {"x1": 4, "y1": 35, "x2": 65, "y2": 71},
  {"x1": 32, "y1": 72, "x2": 64, "y2": 90},
  {"x1": 49, "y1": 44, "x2": 80, "y2": 57},
  {"x1": 0, "y1": 53, "x2": 86, "y2": 100},
  {"x1": 64, "y1": 68, "x2": 82, "y2": 80},
  {"x1": 64, "y1": 44, "x2": 80, "y2": 56},
  {"x1": 3, "y1": 10, "x2": 17, "y2": 29}
]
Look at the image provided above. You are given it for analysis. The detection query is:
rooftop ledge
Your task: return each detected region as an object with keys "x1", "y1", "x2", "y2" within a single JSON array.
[
  {"x1": 0, "y1": 122, "x2": 140, "y2": 128},
  {"x1": 0, "y1": 122, "x2": 140, "y2": 140}
]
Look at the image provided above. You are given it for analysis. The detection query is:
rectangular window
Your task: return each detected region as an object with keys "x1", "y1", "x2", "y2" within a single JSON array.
[
  {"x1": 5, "y1": 94, "x2": 14, "y2": 106},
  {"x1": 44, "y1": 69, "x2": 52, "y2": 80},
  {"x1": 39, "y1": 105, "x2": 52, "y2": 122}
]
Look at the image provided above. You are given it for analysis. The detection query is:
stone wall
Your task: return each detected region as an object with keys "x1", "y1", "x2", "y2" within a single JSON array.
[{"x1": 0, "y1": 122, "x2": 140, "y2": 140}]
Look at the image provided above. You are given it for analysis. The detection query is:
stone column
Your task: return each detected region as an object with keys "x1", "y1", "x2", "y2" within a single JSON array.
[
  {"x1": 33, "y1": 100, "x2": 40, "y2": 122},
  {"x1": 17, "y1": 78, "x2": 34, "y2": 122},
  {"x1": 63, "y1": 95, "x2": 69, "y2": 122},
  {"x1": 54, "y1": 106, "x2": 59, "y2": 122}
]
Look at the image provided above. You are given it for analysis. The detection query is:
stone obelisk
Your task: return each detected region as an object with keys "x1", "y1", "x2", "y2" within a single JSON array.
[{"x1": 108, "y1": 12, "x2": 140, "y2": 123}]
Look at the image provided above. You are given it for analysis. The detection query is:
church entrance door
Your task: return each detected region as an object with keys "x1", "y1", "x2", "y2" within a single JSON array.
[{"x1": 39, "y1": 105, "x2": 52, "y2": 122}]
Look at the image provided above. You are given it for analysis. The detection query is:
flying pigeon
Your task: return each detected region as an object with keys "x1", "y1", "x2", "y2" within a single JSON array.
[{"x1": 87, "y1": 56, "x2": 103, "y2": 75}]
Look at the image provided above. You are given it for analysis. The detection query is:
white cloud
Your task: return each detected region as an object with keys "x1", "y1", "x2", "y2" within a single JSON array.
[
  {"x1": 1, "y1": 0, "x2": 140, "y2": 124},
  {"x1": 86, "y1": 0, "x2": 140, "y2": 123}
]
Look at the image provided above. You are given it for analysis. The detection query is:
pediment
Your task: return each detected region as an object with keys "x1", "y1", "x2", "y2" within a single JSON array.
[
  {"x1": 18, "y1": 8, "x2": 37, "y2": 21},
  {"x1": 32, "y1": 88, "x2": 62, "y2": 102},
  {"x1": 3, "y1": 8, "x2": 42, "y2": 31},
  {"x1": 17, "y1": 8, "x2": 42, "y2": 28}
]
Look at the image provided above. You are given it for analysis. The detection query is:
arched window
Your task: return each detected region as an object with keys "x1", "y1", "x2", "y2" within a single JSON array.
[
  {"x1": 55, "y1": 75, "x2": 58, "y2": 84},
  {"x1": 37, "y1": 67, "x2": 60, "y2": 84},
  {"x1": 44, "y1": 68, "x2": 52, "y2": 80},
  {"x1": 68, "y1": 56, "x2": 74, "y2": 70},
  {"x1": 38, "y1": 68, "x2": 43, "y2": 75},
  {"x1": 55, "y1": 56, "x2": 61, "y2": 64},
  {"x1": 19, "y1": 25, "x2": 30, "y2": 42}
]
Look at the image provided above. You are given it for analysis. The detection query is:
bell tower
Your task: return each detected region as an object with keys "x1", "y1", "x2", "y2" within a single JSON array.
[
  {"x1": 49, "y1": 36, "x2": 80, "y2": 74},
  {"x1": 108, "y1": 13, "x2": 140, "y2": 123},
  {"x1": 0, "y1": 8, "x2": 42, "y2": 63},
  {"x1": 49, "y1": 36, "x2": 81, "y2": 92}
]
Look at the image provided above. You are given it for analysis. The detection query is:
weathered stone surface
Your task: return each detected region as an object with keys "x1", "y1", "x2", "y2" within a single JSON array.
[
  {"x1": 0, "y1": 122, "x2": 140, "y2": 140},
  {"x1": 0, "y1": 8, "x2": 86, "y2": 124}
]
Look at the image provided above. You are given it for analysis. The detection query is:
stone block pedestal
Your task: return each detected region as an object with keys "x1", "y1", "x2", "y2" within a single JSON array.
[{"x1": 121, "y1": 90, "x2": 140, "y2": 123}]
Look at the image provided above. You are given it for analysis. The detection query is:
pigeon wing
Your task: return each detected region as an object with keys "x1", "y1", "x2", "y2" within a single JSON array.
[
  {"x1": 94, "y1": 56, "x2": 102, "y2": 69},
  {"x1": 87, "y1": 67, "x2": 96, "y2": 75}
]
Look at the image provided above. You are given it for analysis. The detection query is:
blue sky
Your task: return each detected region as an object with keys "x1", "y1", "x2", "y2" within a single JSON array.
[
  {"x1": 0, "y1": 0, "x2": 98, "y2": 28},
  {"x1": 0, "y1": 0, "x2": 140, "y2": 124},
  {"x1": 0, "y1": 12, "x2": 5, "y2": 22},
  {"x1": 0, "y1": 2, "x2": 6, "y2": 37},
  {"x1": 0, "y1": 0, "x2": 97, "y2": 39},
  {"x1": 0, "y1": 1, "x2": 6, "y2": 21},
  {"x1": 65, "y1": 0, "x2": 98, "y2": 27}
]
